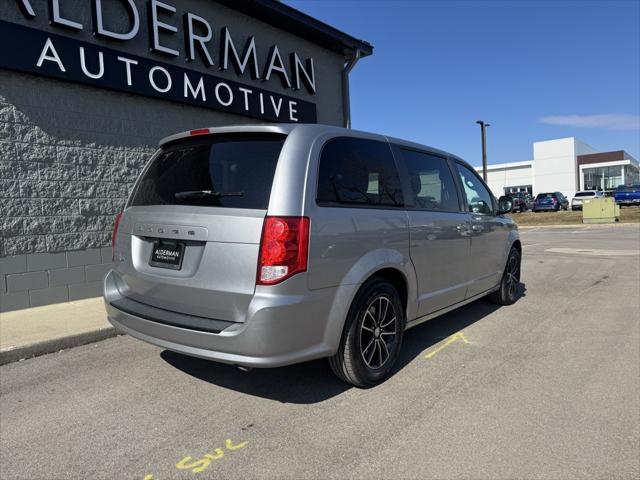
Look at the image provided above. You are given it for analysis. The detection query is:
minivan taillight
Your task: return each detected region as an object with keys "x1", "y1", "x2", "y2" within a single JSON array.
[
  {"x1": 257, "y1": 216, "x2": 310, "y2": 285},
  {"x1": 111, "y1": 212, "x2": 122, "y2": 261}
]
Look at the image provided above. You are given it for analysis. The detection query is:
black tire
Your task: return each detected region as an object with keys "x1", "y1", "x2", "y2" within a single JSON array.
[
  {"x1": 488, "y1": 247, "x2": 521, "y2": 305},
  {"x1": 329, "y1": 278, "x2": 405, "y2": 388}
]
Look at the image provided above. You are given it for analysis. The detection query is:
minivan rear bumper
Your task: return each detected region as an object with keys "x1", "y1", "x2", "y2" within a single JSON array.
[{"x1": 104, "y1": 270, "x2": 336, "y2": 368}]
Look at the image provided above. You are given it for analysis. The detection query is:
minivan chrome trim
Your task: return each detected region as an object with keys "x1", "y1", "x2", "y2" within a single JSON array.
[{"x1": 133, "y1": 223, "x2": 209, "y2": 241}]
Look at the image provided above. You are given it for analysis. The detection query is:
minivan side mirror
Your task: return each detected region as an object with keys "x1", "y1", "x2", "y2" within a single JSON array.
[{"x1": 497, "y1": 195, "x2": 513, "y2": 214}]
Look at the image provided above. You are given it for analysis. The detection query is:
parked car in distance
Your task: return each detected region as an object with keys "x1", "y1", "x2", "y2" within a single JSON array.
[
  {"x1": 614, "y1": 184, "x2": 640, "y2": 206},
  {"x1": 506, "y1": 191, "x2": 533, "y2": 212},
  {"x1": 104, "y1": 124, "x2": 521, "y2": 387},
  {"x1": 533, "y1": 192, "x2": 569, "y2": 212},
  {"x1": 571, "y1": 190, "x2": 604, "y2": 211}
]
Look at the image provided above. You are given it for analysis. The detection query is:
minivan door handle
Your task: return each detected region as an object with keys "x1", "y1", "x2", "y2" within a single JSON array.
[
  {"x1": 456, "y1": 223, "x2": 471, "y2": 236},
  {"x1": 470, "y1": 216, "x2": 485, "y2": 233}
]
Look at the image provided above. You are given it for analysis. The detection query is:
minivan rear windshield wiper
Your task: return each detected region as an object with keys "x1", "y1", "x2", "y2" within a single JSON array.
[{"x1": 174, "y1": 190, "x2": 244, "y2": 200}]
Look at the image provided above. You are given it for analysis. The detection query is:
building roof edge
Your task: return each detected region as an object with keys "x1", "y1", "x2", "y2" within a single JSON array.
[{"x1": 215, "y1": 0, "x2": 374, "y2": 57}]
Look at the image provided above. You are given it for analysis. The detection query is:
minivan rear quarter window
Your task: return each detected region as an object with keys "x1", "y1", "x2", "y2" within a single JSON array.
[
  {"x1": 130, "y1": 133, "x2": 286, "y2": 209},
  {"x1": 317, "y1": 137, "x2": 403, "y2": 207}
]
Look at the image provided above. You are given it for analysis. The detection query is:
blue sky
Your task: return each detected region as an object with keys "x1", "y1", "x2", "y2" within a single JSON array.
[{"x1": 285, "y1": 0, "x2": 640, "y2": 166}]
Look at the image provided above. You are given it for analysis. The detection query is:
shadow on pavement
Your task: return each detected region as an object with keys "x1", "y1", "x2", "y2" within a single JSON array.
[{"x1": 161, "y1": 284, "x2": 526, "y2": 404}]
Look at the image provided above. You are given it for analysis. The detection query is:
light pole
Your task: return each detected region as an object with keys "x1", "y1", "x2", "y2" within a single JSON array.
[{"x1": 476, "y1": 120, "x2": 490, "y2": 181}]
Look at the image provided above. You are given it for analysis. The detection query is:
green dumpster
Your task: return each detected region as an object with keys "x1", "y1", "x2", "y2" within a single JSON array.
[{"x1": 582, "y1": 197, "x2": 620, "y2": 224}]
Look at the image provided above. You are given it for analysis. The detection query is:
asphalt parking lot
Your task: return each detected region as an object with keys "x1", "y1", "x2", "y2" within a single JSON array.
[{"x1": 1, "y1": 224, "x2": 639, "y2": 480}]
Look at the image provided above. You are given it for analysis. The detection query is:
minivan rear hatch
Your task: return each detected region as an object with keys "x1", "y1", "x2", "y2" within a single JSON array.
[{"x1": 112, "y1": 133, "x2": 286, "y2": 323}]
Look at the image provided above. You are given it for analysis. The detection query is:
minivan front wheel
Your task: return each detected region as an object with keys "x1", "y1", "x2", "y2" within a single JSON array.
[
  {"x1": 488, "y1": 247, "x2": 521, "y2": 305},
  {"x1": 329, "y1": 278, "x2": 405, "y2": 388}
]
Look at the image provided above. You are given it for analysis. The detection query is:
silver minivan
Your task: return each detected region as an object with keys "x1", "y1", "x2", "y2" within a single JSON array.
[{"x1": 104, "y1": 124, "x2": 521, "y2": 387}]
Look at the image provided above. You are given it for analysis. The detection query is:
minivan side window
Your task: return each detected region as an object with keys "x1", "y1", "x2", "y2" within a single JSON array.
[
  {"x1": 317, "y1": 137, "x2": 403, "y2": 206},
  {"x1": 397, "y1": 149, "x2": 460, "y2": 212},
  {"x1": 455, "y1": 163, "x2": 494, "y2": 215}
]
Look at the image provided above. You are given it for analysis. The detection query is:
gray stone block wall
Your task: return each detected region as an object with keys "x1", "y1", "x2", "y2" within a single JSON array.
[
  {"x1": 0, "y1": 248, "x2": 112, "y2": 312},
  {"x1": 0, "y1": 82, "x2": 154, "y2": 258},
  {"x1": 0, "y1": 73, "x2": 153, "y2": 312}
]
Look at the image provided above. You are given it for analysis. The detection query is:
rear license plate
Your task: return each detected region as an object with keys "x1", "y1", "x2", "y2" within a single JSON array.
[{"x1": 150, "y1": 241, "x2": 184, "y2": 270}]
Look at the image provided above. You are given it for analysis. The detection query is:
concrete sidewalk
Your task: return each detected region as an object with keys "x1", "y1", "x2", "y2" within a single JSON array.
[{"x1": 0, "y1": 298, "x2": 116, "y2": 365}]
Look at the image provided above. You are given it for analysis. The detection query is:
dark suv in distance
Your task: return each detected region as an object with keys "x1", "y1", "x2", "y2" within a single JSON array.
[
  {"x1": 506, "y1": 192, "x2": 533, "y2": 212},
  {"x1": 533, "y1": 192, "x2": 569, "y2": 212}
]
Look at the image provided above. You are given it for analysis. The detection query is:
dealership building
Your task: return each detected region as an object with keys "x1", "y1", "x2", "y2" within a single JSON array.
[
  {"x1": 0, "y1": 0, "x2": 372, "y2": 312},
  {"x1": 477, "y1": 137, "x2": 640, "y2": 199}
]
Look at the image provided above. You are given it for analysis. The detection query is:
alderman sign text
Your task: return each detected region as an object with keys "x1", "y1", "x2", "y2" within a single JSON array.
[{"x1": 0, "y1": 0, "x2": 319, "y2": 122}]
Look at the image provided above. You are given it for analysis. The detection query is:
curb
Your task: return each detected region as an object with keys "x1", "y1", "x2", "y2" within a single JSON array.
[{"x1": 0, "y1": 327, "x2": 118, "y2": 366}]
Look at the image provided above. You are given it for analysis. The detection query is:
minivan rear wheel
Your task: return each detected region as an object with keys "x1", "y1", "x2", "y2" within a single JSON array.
[
  {"x1": 488, "y1": 247, "x2": 521, "y2": 305},
  {"x1": 329, "y1": 278, "x2": 405, "y2": 388}
]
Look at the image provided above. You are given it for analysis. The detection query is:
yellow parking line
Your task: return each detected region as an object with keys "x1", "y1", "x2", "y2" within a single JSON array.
[{"x1": 424, "y1": 331, "x2": 469, "y2": 359}]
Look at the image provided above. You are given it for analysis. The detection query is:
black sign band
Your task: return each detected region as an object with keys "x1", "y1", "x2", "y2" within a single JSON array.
[{"x1": 0, "y1": 20, "x2": 317, "y2": 123}]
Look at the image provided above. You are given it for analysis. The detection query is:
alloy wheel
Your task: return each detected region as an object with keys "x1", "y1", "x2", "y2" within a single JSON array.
[
  {"x1": 359, "y1": 296, "x2": 397, "y2": 369},
  {"x1": 505, "y1": 253, "x2": 520, "y2": 299}
]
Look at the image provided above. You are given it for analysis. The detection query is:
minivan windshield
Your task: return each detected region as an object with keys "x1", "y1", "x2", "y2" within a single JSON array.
[{"x1": 130, "y1": 134, "x2": 286, "y2": 209}]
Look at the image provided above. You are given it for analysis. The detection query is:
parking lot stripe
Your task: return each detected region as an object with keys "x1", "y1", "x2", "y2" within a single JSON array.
[{"x1": 424, "y1": 331, "x2": 469, "y2": 359}]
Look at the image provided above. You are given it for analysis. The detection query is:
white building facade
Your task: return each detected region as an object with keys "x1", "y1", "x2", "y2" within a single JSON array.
[{"x1": 477, "y1": 137, "x2": 639, "y2": 200}]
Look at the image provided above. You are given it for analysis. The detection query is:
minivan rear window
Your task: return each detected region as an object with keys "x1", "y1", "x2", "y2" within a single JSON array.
[
  {"x1": 129, "y1": 134, "x2": 286, "y2": 209},
  {"x1": 575, "y1": 192, "x2": 596, "y2": 197}
]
